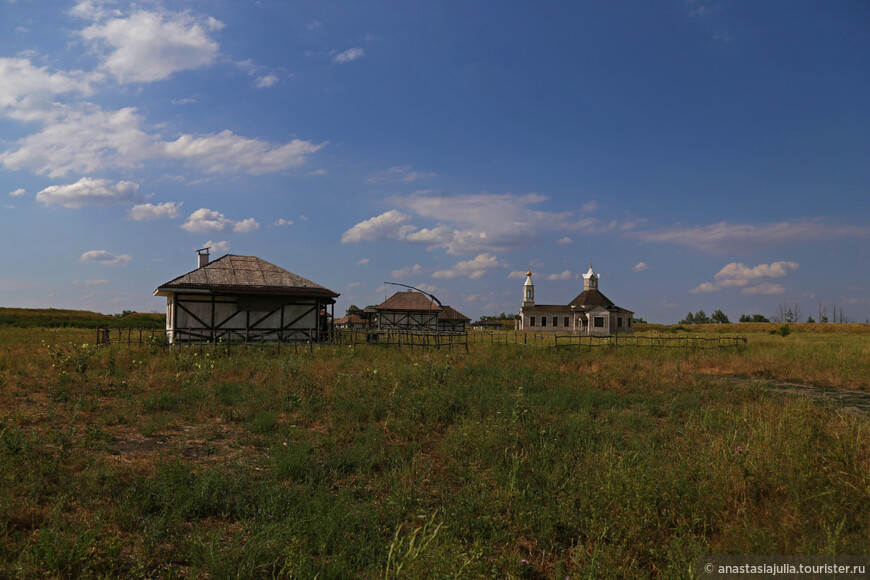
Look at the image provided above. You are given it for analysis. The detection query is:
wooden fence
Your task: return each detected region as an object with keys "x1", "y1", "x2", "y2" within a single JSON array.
[
  {"x1": 333, "y1": 329, "x2": 469, "y2": 352},
  {"x1": 471, "y1": 331, "x2": 747, "y2": 349},
  {"x1": 96, "y1": 328, "x2": 743, "y2": 352}
]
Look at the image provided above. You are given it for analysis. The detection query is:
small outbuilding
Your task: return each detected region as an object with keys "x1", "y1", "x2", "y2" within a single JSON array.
[
  {"x1": 374, "y1": 290, "x2": 470, "y2": 333},
  {"x1": 154, "y1": 250, "x2": 339, "y2": 344}
]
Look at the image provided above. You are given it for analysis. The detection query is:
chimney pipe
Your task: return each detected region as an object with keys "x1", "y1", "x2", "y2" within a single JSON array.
[{"x1": 196, "y1": 247, "x2": 210, "y2": 268}]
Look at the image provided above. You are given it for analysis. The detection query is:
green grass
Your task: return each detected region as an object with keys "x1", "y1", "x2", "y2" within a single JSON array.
[{"x1": 0, "y1": 326, "x2": 868, "y2": 577}]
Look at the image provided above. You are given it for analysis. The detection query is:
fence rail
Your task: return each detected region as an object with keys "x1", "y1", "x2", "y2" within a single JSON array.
[
  {"x1": 95, "y1": 327, "x2": 745, "y2": 352},
  {"x1": 470, "y1": 331, "x2": 747, "y2": 349}
]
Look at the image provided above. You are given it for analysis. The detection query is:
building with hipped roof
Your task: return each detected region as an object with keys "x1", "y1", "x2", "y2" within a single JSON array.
[
  {"x1": 516, "y1": 266, "x2": 633, "y2": 334},
  {"x1": 154, "y1": 249, "x2": 339, "y2": 344},
  {"x1": 374, "y1": 290, "x2": 470, "y2": 333}
]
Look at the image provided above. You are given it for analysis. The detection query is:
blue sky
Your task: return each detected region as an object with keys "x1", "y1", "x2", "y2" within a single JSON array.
[{"x1": 1, "y1": 0, "x2": 869, "y2": 323}]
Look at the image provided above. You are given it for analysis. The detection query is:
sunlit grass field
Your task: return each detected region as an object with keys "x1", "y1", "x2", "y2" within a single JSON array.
[{"x1": 1, "y1": 324, "x2": 868, "y2": 578}]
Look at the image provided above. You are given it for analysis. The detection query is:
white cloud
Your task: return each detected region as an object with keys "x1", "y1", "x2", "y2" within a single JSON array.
[
  {"x1": 340, "y1": 191, "x2": 616, "y2": 255},
  {"x1": 714, "y1": 261, "x2": 800, "y2": 281},
  {"x1": 557, "y1": 237, "x2": 573, "y2": 245},
  {"x1": 366, "y1": 165, "x2": 435, "y2": 184},
  {"x1": 0, "y1": 57, "x2": 100, "y2": 119},
  {"x1": 72, "y1": 278, "x2": 110, "y2": 285},
  {"x1": 201, "y1": 240, "x2": 230, "y2": 253},
  {"x1": 355, "y1": 258, "x2": 370, "y2": 266},
  {"x1": 692, "y1": 261, "x2": 800, "y2": 295},
  {"x1": 128, "y1": 201, "x2": 181, "y2": 220},
  {"x1": 161, "y1": 131, "x2": 325, "y2": 174},
  {"x1": 309, "y1": 169, "x2": 328, "y2": 176},
  {"x1": 80, "y1": 250, "x2": 132, "y2": 266},
  {"x1": 546, "y1": 270, "x2": 575, "y2": 281},
  {"x1": 333, "y1": 47, "x2": 365, "y2": 63},
  {"x1": 1, "y1": 106, "x2": 157, "y2": 177},
  {"x1": 79, "y1": 9, "x2": 222, "y2": 83},
  {"x1": 432, "y1": 253, "x2": 507, "y2": 280},
  {"x1": 341, "y1": 210, "x2": 412, "y2": 243},
  {"x1": 632, "y1": 262, "x2": 649, "y2": 272},
  {"x1": 255, "y1": 74, "x2": 278, "y2": 88},
  {"x1": 507, "y1": 270, "x2": 529, "y2": 279},
  {"x1": 36, "y1": 177, "x2": 141, "y2": 208},
  {"x1": 232, "y1": 218, "x2": 259, "y2": 233},
  {"x1": 181, "y1": 208, "x2": 259, "y2": 233},
  {"x1": 391, "y1": 264, "x2": 423, "y2": 279},
  {"x1": 272, "y1": 218, "x2": 294, "y2": 227},
  {"x1": 8, "y1": 188, "x2": 26, "y2": 197},
  {"x1": 689, "y1": 282, "x2": 719, "y2": 294},
  {"x1": 633, "y1": 221, "x2": 869, "y2": 253}
]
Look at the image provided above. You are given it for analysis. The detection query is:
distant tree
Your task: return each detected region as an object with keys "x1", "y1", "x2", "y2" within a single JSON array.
[
  {"x1": 775, "y1": 301, "x2": 802, "y2": 323},
  {"x1": 711, "y1": 309, "x2": 730, "y2": 324},
  {"x1": 113, "y1": 309, "x2": 135, "y2": 318},
  {"x1": 751, "y1": 314, "x2": 770, "y2": 323},
  {"x1": 632, "y1": 316, "x2": 648, "y2": 324},
  {"x1": 739, "y1": 314, "x2": 750, "y2": 322},
  {"x1": 695, "y1": 309, "x2": 711, "y2": 324},
  {"x1": 818, "y1": 303, "x2": 828, "y2": 323},
  {"x1": 345, "y1": 304, "x2": 361, "y2": 316},
  {"x1": 680, "y1": 312, "x2": 696, "y2": 324},
  {"x1": 807, "y1": 316, "x2": 815, "y2": 323}
]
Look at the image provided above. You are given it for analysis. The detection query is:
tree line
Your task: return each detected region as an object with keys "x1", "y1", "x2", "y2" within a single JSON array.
[{"x1": 680, "y1": 301, "x2": 852, "y2": 325}]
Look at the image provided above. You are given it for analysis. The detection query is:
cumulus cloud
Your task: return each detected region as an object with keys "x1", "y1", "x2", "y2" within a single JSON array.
[
  {"x1": 632, "y1": 262, "x2": 649, "y2": 272},
  {"x1": 333, "y1": 47, "x2": 365, "y2": 63},
  {"x1": 128, "y1": 201, "x2": 181, "y2": 220},
  {"x1": 340, "y1": 191, "x2": 619, "y2": 256},
  {"x1": 272, "y1": 218, "x2": 294, "y2": 227},
  {"x1": 201, "y1": 240, "x2": 230, "y2": 253},
  {"x1": 355, "y1": 258, "x2": 370, "y2": 266},
  {"x1": 80, "y1": 250, "x2": 132, "y2": 266},
  {"x1": 8, "y1": 188, "x2": 26, "y2": 197},
  {"x1": 432, "y1": 253, "x2": 507, "y2": 280},
  {"x1": 36, "y1": 177, "x2": 141, "y2": 208},
  {"x1": 72, "y1": 278, "x2": 110, "y2": 285},
  {"x1": 181, "y1": 208, "x2": 259, "y2": 233},
  {"x1": 340, "y1": 210, "x2": 412, "y2": 243},
  {"x1": 161, "y1": 131, "x2": 325, "y2": 174},
  {"x1": 557, "y1": 237, "x2": 573, "y2": 245},
  {"x1": 79, "y1": 9, "x2": 223, "y2": 83},
  {"x1": 255, "y1": 74, "x2": 278, "y2": 88},
  {"x1": 0, "y1": 62, "x2": 323, "y2": 177},
  {"x1": 507, "y1": 270, "x2": 529, "y2": 279},
  {"x1": 0, "y1": 57, "x2": 100, "y2": 119},
  {"x1": 633, "y1": 220, "x2": 869, "y2": 253},
  {"x1": 546, "y1": 270, "x2": 575, "y2": 281},
  {"x1": 692, "y1": 261, "x2": 799, "y2": 295}
]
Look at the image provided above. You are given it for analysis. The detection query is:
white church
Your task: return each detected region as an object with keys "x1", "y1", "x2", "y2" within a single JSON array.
[{"x1": 516, "y1": 266, "x2": 634, "y2": 334}]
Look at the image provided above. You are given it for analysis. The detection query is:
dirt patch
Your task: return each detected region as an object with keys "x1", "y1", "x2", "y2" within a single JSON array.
[{"x1": 706, "y1": 375, "x2": 870, "y2": 417}]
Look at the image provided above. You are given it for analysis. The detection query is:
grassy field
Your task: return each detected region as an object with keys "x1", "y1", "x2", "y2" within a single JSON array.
[{"x1": 0, "y1": 325, "x2": 868, "y2": 578}]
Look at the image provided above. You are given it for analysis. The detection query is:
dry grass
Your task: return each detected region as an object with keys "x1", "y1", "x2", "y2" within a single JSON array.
[{"x1": 0, "y1": 326, "x2": 868, "y2": 577}]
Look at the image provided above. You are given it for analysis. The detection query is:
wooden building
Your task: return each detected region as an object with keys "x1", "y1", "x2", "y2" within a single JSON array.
[
  {"x1": 154, "y1": 251, "x2": 339, "y2": 344},
  {"x1": 375, "y1": 291, "x2": 470, "y2": 333},
  {"x1": 517, "y1": 266, "x2": 633, "y2": 334}
]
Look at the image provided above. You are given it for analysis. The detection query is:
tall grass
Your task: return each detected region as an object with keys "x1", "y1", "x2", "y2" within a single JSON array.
[{"x1": 0, "y1": 327, "x2": 868, "y2": 577}]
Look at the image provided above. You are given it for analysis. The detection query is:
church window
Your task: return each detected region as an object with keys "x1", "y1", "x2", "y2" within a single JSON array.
[
  {"x1": 552, "y1": 316, "x2": 557, "y2": 326},
  {"x1": 594, "y1": 316, "x2": 605, "y2": 328},
  {"x1": 541, "y1": 317, "x2": 547, "y2": 327},
  {"x1": 617, "y1": 317, "x2": 623, "y2": 328},
  {"x1": 564, "y1": 317, "x2": 569, "y2": 327},
  {"x1": 529, "y1": 316, "x2": 535, "y2": 327}
]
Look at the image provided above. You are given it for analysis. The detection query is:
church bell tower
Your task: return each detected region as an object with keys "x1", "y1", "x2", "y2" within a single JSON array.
[{"x1": 523, "y1": 270, "x2": 535, "y2": 306}]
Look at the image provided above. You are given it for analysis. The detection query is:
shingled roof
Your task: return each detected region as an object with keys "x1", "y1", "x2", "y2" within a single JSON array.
[
  {"x1": 568, "y1": 288, "x2": 615, "y2": 309},
  {"x1": 375, "y1": 291, "x2": 442, "y2": 312},
  {"x1": 154, "y1": 255, "x2": 339, "y2": 298},
  {"x1": 439, "y1": 305, "x2": 470, "y2": 322}
]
